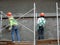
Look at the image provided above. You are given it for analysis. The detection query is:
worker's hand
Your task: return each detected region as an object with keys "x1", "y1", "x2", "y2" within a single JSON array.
[
  {"x1": 8, "y1": 27, "x2": 12, "y2": 32},
  {"x1": 9, "y1": 27, "x2": 12, "y2": 30}
]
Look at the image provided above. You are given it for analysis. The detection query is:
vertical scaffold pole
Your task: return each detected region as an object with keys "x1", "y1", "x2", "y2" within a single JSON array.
[
  {"x1": 0, "y1": 11, "x2": 3, "y2": 39},
  {"x1": 34, "y1": 2, "x2": 36, "y2": 45},
  {"x1": 56, "y1": 2, "x2": 59, "y2": 45}
]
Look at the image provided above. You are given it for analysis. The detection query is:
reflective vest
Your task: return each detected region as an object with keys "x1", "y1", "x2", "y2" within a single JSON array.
[{"x1": 9, "y1": 17, "x2": 18, "y2": 26}]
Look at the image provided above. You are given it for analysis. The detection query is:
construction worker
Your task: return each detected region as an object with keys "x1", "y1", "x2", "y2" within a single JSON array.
[
  {"x1": 37, "y1": 12, "x2": 46, "y2": 40},
  {"x1": 6, "y1": 12, "x2": 20, "y2": 42}
]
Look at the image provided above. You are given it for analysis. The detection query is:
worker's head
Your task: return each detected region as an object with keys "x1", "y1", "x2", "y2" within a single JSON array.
[
  {"x1": 40, "y1": 12, "x2": 45, "y2": 17},
  {"x1": 6, "y1": 12, "x2": 12, "y2": 17}
]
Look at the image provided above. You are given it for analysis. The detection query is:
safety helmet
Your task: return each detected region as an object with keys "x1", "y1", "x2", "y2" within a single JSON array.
[
  {"x1": 7, "y1": 12, "x2": 12, "y2": 16},
  {"x1": 40, "y1": 12, "x2": 45, "y2": 17}
]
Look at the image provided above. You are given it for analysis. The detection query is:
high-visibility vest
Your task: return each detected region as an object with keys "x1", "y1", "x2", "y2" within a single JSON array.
[{"x1": 9, "y1": 17, "x2": 18, "y2": 26}]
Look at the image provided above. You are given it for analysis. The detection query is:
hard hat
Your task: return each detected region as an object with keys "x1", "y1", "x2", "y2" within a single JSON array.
[
  {"x1": 7, "y1": 12, "x2": 12, "y2": 16},
  {"x1": 40, "y1": 12, "x2": 45, "y2": 16}
]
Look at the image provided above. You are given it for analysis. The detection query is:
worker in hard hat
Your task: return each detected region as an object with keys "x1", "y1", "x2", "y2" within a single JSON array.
[
  {"x1": 6, "y1": 12, "x2": 20, "y2": 42},
  {"x1": 37, "y1": 12, "x2": 46, "y2": 40}
]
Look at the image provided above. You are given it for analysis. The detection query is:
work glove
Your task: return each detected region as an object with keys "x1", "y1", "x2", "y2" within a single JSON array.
[
  {"x1": 9, "y1": 27, "x2": 12, "y2": 31},
  {"x1": 8, "y1": 27, "x2": 12, "y2": 32}
]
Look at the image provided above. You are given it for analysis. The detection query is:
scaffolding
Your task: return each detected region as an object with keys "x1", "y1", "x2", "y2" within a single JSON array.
[
  {"x1": 0, "y1": 2, "x2": 36, "y2": 45},
  {"x1": 56, "y1": 2, "x2": 60, "y2": 45},
  {"x1": 0, "y1": 11, "x2": 3, "y2": 39},
  {"x1": 36, "y1": 2, "x2": 60, "y2": 45},
  {"x1": 0, "y1": 1, "x2": 60, "y2": 45}
]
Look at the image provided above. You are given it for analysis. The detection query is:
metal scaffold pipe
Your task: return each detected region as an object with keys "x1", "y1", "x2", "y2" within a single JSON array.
[
  {"x1": 34, "y1": 2, "x2": 36, "y2": 45},
  {"x1": 0, "y1": 11, "x2": 3, "y2": 38},
  {"x1": 56, "y1": 2, "x2": 59, "y2": 45},
  {"x1": 0, "y1": 11, "x2": 3, "y2": 27}
]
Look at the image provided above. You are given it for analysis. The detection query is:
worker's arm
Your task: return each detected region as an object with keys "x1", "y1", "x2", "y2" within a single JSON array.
[{"x1": 9, "y1": 19, "x2": 12, "y2": 30}]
